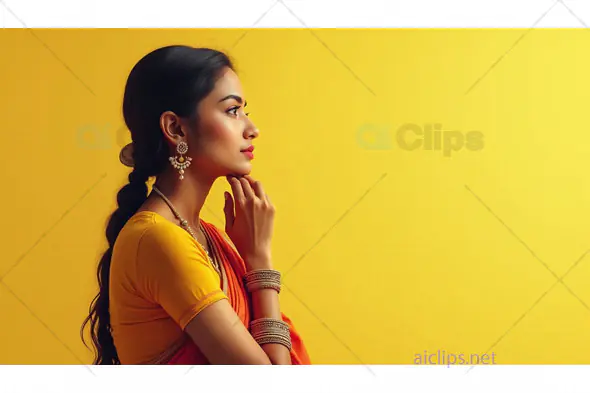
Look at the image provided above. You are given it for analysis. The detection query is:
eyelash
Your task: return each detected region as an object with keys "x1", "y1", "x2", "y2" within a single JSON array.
[{"x1": 228, "y1": 106, "x2": 250, "y2": 117}]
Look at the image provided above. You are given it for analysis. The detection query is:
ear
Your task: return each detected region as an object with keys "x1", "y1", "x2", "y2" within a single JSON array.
[{"x1": 160, "y1": 111, "x2": 186, "y2": 145}]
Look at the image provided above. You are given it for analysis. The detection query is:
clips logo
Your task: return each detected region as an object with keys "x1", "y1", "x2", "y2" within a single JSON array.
[
  {"x1": 76, "y1": 123, "x2": 129, "y2": 150},
  {"x1": 356, "y1": 123, "x2": 484, "y2": 157}
]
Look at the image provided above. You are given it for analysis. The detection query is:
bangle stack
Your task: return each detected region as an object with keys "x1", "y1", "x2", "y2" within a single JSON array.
[
  {"x1": 243, "y1": 269, "x2": 282, "y2": 293},
  {"x1": 249, "y1": 318, "x2": 292, "y2": 351},
  {"x1": 243, "y1": 269, "x2": 291, "y2": 350}
]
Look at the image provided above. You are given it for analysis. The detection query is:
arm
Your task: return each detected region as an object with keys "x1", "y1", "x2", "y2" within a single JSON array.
[
  {"x1": 247, "y1": 256, "x2": 292, "y2": 364},
  {"x1": 202, "y1": 174, "x2": 291, "y2": 364},
  {"x1": 184, "y1": 255, "x2": 291, "y2": 365},
  {"x1": 184, "y1": 299, "x2": 272, "y2": 365},
  {"x1": 137, "y1": 222, "x2": 287, "y2": 365}
]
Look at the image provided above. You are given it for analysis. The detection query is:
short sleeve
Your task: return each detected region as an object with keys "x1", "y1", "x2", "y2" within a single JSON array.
[{"x1": 135, "y1": 223, "x2": 228, "y2": 330}]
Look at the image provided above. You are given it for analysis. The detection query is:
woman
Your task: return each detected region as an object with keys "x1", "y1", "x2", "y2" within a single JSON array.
[{"x1": 80, "y1": 45, "x2": 311, "y2": 365}]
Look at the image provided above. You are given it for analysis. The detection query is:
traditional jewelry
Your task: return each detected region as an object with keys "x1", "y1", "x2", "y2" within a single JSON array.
[
  {"x1": 249, "y1": 317, "x2": 292, "y2": 351},
  {"x1": 151, "y1": 185, "x2": 221, "y2": 276},
  {"x1": 169, "y1": 141, "x2": 192, "y2": 180},
  {"x1": 243, "y1": 269, "x2": 282, "y2": 293}
]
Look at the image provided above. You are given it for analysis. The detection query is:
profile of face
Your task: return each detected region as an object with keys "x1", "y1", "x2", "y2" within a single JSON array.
[{"x1": 178, "y1": 66, "x2": 259, "y2": 180}]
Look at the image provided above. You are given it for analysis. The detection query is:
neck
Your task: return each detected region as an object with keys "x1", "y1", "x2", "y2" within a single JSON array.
[{"x1": 151, "y1": 166, "x2": 216, "y2": 228}]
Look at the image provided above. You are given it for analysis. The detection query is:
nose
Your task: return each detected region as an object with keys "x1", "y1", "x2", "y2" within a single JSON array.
[{"x1": 244, "y1": 117, "x2": 259, "y2": 140}]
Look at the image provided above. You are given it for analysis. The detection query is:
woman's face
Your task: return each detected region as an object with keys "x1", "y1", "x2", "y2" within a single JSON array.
[{"x1": 187, "y1": 67, "x2": 259, "y2": 179}]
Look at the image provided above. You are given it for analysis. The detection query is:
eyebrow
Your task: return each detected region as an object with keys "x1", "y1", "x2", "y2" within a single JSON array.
[{"x1": 218, "y1": 94, "x2": 247, "y2": 107}]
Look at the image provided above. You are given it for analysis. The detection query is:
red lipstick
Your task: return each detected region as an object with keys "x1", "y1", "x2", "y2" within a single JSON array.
[{"x1": 241, "y1": 145, "x2": 254, "y2": 159}]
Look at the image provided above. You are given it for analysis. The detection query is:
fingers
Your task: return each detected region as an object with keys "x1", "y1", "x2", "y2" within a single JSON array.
[
  {"x1": 227, "y1": 175, "x2": 273, "y2": 207},
  {"x1": 243, "y1": 175, "x2": 265, "y2": 200},
  {"x1": 226, "y1": 176, "x2": 245, "y2": 205},
  {"x1": 243, "y1": 175, "x2": 273, "y2": 206},
  {"x1": 238, "y1": 177, "x2": 256, "y2": 201}
]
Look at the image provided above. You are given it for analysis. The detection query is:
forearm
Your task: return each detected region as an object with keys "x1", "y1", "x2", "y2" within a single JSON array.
[{"x1": 246, "y1": 256, "x2": 292, "y2": 365}]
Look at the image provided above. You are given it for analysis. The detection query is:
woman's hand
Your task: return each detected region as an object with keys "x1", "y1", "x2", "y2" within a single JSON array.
[{"x1": 223, "y1": 174, "x2": 275, "y2": 271}]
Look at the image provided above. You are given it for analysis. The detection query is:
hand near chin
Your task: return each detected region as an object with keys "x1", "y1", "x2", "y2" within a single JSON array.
[{"x1": 223, "y1": 174, "x2": 275, "y2": 271}]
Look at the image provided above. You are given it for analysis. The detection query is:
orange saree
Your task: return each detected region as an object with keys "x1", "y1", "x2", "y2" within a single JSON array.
[{"x1": 162, "y1": 220, "x2": 311, "y2": 365}]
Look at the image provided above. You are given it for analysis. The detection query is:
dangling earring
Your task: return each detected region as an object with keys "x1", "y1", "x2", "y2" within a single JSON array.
[{"x1": 169, "y1": 141, "x2": 192, "y2": 180}]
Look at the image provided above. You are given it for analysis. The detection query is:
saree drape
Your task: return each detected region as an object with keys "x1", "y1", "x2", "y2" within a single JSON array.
[{"x1": 159, "y1": 220, "x2": 311, "y2": 365}]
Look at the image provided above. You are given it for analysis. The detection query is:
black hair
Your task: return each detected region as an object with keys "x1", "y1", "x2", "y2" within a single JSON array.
[{"x1": 80, "y1": 45, "x2": 234, "y2": 364}]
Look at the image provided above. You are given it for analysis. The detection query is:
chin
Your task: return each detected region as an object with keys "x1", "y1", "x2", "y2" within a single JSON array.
[{"x1": 227, "y1": 163, "x2": 252, "y2": 177}]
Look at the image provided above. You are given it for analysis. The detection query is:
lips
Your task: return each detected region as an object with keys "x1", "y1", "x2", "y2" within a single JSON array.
[{"x1": 241, "y1": 146, "x2": 254, "y2": 160}]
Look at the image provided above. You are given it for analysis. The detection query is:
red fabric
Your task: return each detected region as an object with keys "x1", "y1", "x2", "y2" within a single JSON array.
[{"x1": 165, "y1": 220, "x2": 311, "y2": 365}]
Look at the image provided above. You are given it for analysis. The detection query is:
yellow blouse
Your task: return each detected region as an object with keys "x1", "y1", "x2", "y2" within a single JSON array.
[{"x1": 109, "y1": 211, "x2": 227, "y2": 364}]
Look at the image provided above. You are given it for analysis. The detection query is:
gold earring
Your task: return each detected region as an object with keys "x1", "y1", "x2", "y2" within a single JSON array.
[{"x1": 169, "y1": 141, "x2": 192, "y2": 180}]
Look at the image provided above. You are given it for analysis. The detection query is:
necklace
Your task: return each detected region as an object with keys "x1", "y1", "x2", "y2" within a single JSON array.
[{"x1": 151, "y1": 185, "x2": 221, "y2": 276}]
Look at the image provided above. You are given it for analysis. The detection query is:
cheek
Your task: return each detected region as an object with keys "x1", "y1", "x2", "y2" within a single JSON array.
[{"x1": 199, "y1": 115, "x2": 241, "y2": 153}]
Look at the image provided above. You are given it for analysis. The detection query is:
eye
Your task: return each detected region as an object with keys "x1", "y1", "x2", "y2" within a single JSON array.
[{"x1": 227, "y1": 106, "x2": 250, "y2": 117}]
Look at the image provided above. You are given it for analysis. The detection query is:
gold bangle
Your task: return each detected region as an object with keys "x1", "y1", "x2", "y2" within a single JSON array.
[
  {"x1": 247, "y1": 281, "x2": 281, "y2": 293},
  {"x1": 243, "y1": 269, "x2": 281, "y2": 293},
  {"x1": 255, "y1": 335, "x2": 292, "y2": 351},
  {"x1": 244, "y1": 269, "x2": 281, "y2": 282},
  {"x1": 249, "y1": 318, "x2": 292, "y2": 351},
  {"x1": 250, "y1": 318, "x2": 290, "y2": 333}
]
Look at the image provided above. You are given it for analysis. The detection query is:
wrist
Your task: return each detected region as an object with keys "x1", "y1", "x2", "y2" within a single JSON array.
[{"x1": 245, "y1": 253, "x2": 273, "y2": 271}]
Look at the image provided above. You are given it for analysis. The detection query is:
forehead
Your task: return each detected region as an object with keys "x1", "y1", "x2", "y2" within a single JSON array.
[{"x1": 210, "y1": 67, "x2": 243, "y2": 99}]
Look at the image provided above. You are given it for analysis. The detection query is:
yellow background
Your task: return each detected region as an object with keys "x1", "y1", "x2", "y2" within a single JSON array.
[{"x1": 1, "y1": 29, "x2": 590, "y2": 365}]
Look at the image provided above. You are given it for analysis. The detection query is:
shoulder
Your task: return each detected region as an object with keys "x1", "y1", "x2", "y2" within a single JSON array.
[
  {"x1": 133, "y1": 211, "x2": 208, "y2": 261},
  {"x1": 130, "y1": 215, "x2": 225, "y2": 308},
  {"x1": 113, "y1": 211, "x2": 209, "y2": 269}
]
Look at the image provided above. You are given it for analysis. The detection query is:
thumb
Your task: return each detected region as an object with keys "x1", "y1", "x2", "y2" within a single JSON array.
[{"x1": 223, "y1": 191, "x2": 235, "y2": 231}]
